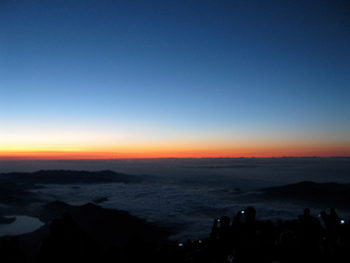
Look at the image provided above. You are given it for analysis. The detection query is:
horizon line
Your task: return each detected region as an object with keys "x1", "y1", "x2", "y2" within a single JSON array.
[{"x1": 1, "y1": 156, "x2": 350, "y2": 161}]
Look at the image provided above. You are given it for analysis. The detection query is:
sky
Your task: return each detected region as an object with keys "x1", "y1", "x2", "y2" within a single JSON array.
[{"x1": 1, "y1": 0, "x2": 350, "y2": 159}]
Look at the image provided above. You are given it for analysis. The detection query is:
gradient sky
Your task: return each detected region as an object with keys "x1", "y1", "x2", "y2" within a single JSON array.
[{"x1": 1, "y1": 0, "x2": 350, "y2": 159}]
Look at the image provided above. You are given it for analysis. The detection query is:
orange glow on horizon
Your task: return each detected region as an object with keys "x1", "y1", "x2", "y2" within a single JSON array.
[{"x1": 1, "y1": 145, "x2": 349, "y2": 160}]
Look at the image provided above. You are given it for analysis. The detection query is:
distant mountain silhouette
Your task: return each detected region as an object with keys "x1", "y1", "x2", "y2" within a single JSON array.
[
  {"x1": 260, "y1": 181, "x2": 350, "y2": 209},
  {"x1": 0, "y1": 181, "x2": 43, "y2": 211},
  {"x1": 0, "y1": 170, "x2": 150, "y2": 215},
  {"x1": 0, "y1": 170, "x2": 145, "y2": 185}
]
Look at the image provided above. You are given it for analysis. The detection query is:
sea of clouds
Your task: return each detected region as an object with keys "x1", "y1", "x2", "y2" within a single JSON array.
[
  {"x1": 3, "y1": 158, "x2": 350, "y2": 241},
  {"x1": 33, "y1": 181, "x2": 306, "y2": 241}
]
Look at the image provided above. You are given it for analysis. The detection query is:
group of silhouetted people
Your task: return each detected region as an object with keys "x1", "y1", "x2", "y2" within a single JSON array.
[
  {"x1": 1, "y1": 207, "x2": 350, "y2": 263},
  {"x1": 207, "y1": 207, "x2": 350, "y2": 263}
]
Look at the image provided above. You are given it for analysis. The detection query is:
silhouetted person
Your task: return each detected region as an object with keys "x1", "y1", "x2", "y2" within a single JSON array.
[
  {"x1": 320, "y1": 208, "x2": 341, "y2": 244},
  {"x1": 37, "y1": 218, "x2": 65, "y2": 263},
  {"x1": 297, "y1": 208, "x2": 323, "y2": 263},
  {"x1": 210, "y1": 216, "x2": 231, "y2": 241},
  {"x1": 298, "y1": 208, "x2": 323, "y2": 236},
  {"x1": 218, "y1": 216, "x2": 231, "y2": 243},
  {"x1": 274, "y1": 221, "x2": 300, "y2": 263},
  {"x1": 231, "y1": 211, "x2": 243, "y2": 249},
  {"x1": 232, "y1": 210, "x2": 243, "y2": 226},
  {"x1": 298, "y1": 208, "x2": 313, "y2": 228},
  {"x1": 242, "y1": 206, "x2": 259, "y2": 238},
  {"x1": 210, "y1": 216, "x2": 233, "y2": 262},
  {"x1": 329, "y1": 208, "x2": 341, "y2": 228},
  {"x1": 298, "y1": 208, "x2": 322, "y2": 240},
  {"x1": 210, "y1": 218, "x2": 220, "y2": 241},
  {"x1": 235, "y1": 206, "x2": 272, "y2": 263}
]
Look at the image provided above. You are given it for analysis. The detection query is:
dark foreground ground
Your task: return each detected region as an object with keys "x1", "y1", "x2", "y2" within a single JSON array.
[
  {"x1": 1, "y1": 201, "x2": 176, "y2": 263},
  {"x1": 1, "y1": 201, "x2": 350, "y2": 263},
  {"x1": 1, "y1": 170, "x2": 350, "y2": 262}
]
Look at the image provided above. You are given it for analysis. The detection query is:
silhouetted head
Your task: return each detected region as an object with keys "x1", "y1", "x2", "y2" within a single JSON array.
[
  {"x1": 220, "y1": 216, "x2": 231, "y2": 227},
  {"x1": 244, "y1": 206, "x2": 256, "y2": 222},
  {"x1": 320, "y1": 211, "x2": 327, "y2": 217},
  {"x1": 303, "y1": 208, "x2": 311, "y2": 216}
]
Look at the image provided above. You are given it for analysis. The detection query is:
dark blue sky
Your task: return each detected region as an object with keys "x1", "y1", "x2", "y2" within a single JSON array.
[{"x1": 1, "y1": 0, "x2": 350, "y2": 158}]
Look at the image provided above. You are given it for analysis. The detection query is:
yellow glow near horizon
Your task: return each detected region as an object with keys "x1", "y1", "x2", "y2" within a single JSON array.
[
  {"x1": 1, "y1": 126, "x2": 349, "y2": 159},
  {"x1": 1, "y1": 140, "x2": 349, "y2": 160}
]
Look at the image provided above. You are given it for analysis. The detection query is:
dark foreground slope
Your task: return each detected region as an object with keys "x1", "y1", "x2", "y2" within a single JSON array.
[
  {"x1": 2, "y1": 201, "x2": 175, "y2": 263},
  {"x1": 0, "y1": 170, "x2": 177, "y2": 263},
  {"x1": 2, "y1": 170, "x2": 350, "y2": 262}
]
